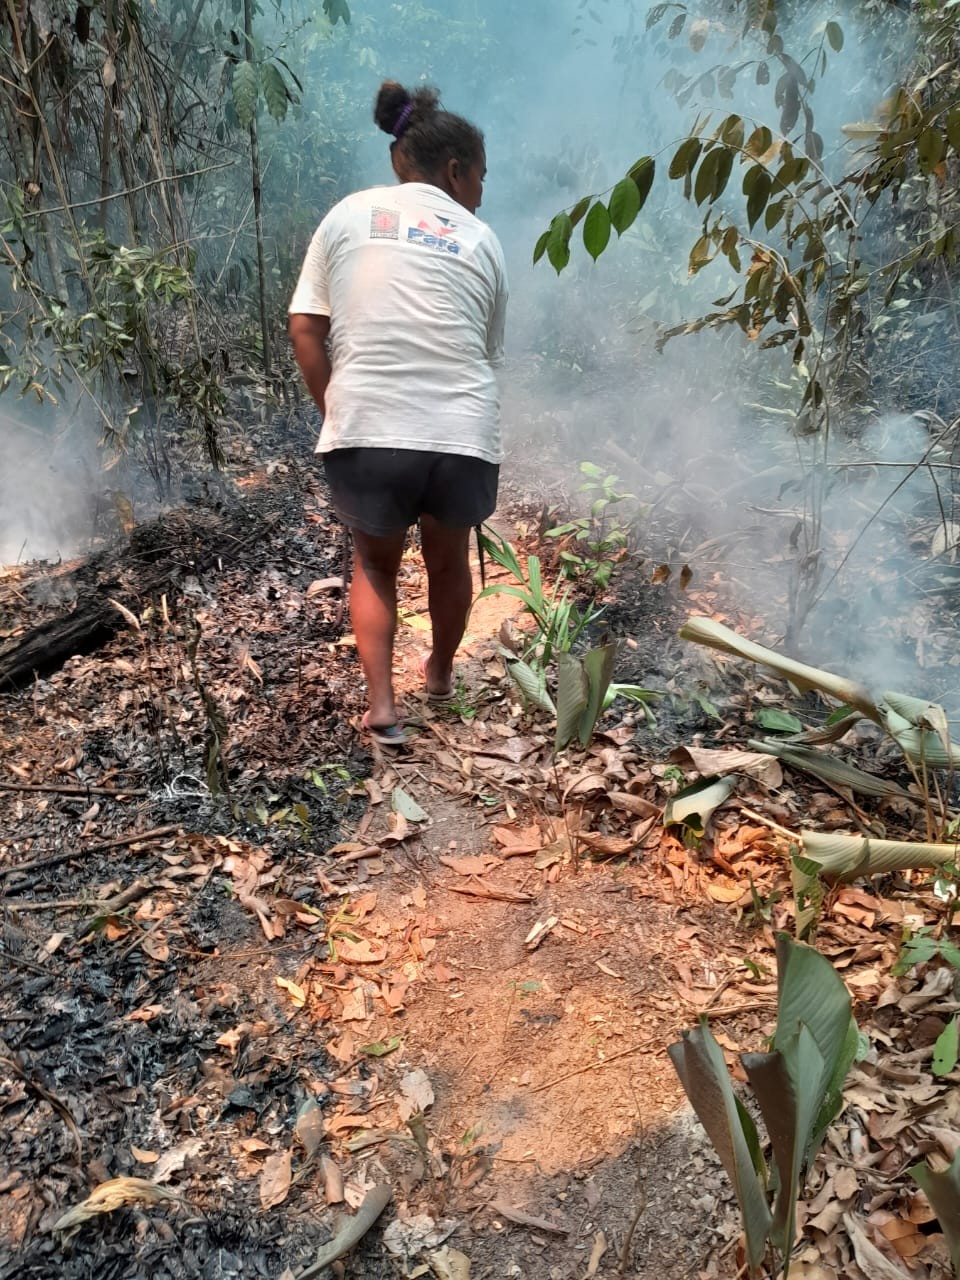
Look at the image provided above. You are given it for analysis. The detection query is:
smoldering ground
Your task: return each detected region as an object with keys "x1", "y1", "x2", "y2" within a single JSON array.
[{"x1": 4, "y1": 0, "x2": 955, "y2": 704}]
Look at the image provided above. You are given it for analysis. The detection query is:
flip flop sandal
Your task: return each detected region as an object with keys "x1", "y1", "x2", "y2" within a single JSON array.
[
  {"x1": 361, "y1": 711, "x2": 407, "y2": 747},
  {"x1": 420, "y1": 654, "x2": 454, "y2": 703}
]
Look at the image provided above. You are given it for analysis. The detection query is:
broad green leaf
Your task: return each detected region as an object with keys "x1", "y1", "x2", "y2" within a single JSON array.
[
  {"x1": 749, "y1": 738, "x2": 911, "y2": 799},
  {"x1": 546, "y1": 213, "x2": 573, "y2": 274},
  {"x1": 582, "y1": 202, "x2": 611, "y2": 262},
  {"x1": 773, "y1": 934, "x2": 852, "y2": 1084},
  {"x1": 918, "y1": 127, "x2": 946, "y2": 176},
  {"x1": 948, "y1": 106, "x2": 960, "y2": 154},
  {"x1": 261, "y1": 63, "x2": 289, "y2": 122},
  {"x1": 694, "y1": 148, "x2": 720, "y2": 205},
  {"x1": 932, "y1": 1015, "x2": 959, "y2": 1077},
  {"x1": 808, "y1": 1014, "x2": 860, "y2": 1158},
  {"x1": 568, "y1": 196, "x2": 592, "y2": 228},
  {"x1": 911, "y1": 1152, "x2": 960, "y2": 1272},
  {"x1": 556, "y1": 652, "x2": 589, "y2": 751},
  {"x1": 506, "y1": 659, "x2": 555, "y2": 715},
  {"x1": 745, "y1": 125, "x2": 773, "y2": 158},
  {"x1": 664, "y1": 774, "x2": 737, "y2": 839},
  {"x1": 802, "y1": 830, "x2": 960, "y2": 881},
  {"x1": 747, "y1": 169, "x2": 772, "y2": 229},
  {"x1": 669, "y1": 137, "x2": 702, "y2": 180},
  {"x1": 608, "y1": 178, "x2": 641, "y2": 235},
  {"x1": 668, "y1": 1023, "x2": 772, "y2": 1272},
  {"x1": 579, "y1": 643, "x2": 618, "y2": 746},
  {"x1": 720, "y1": 115, "x2": 744, "y2": 150},
  {"x1": 392, "y1": 787, "x2": 428, "y2": 823},
  {"x1": 533, "y1": 229, "x2": 550, "y2": 265},
  {"x1": 825, "y1": 20, "x2": 843, "y2": 51},
  {"x1": 743, "y1": 1026, "x2": 824, "y2": 1256},
  {"x1": 628, "y1": 156, "x2": 655, "y2": 208},
  {"x1": 232, "y1": 60, "x2": 258, "y2": 129},
  {"x1": 754, "y1": 708, "x2": 802, "y2": 733},
  {"x1": 361, "y1": 1036, "x2": 402, "y2": 1057}
]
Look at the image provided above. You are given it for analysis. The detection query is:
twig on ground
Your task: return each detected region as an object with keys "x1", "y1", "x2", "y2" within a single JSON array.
[
  {"x1": 490, "y1": 1198, "x2": 570, "y2": 1234},
  {"x1": 619, "y1": 1127, "x2": 646, "y2": 1276},
  {"x1": 293, "y1": 1183, "x2": 392, "y2": 1280},
  {"x1": 0, "y1": 824, "x2": 181, "y2": 881},
  {"x1": 0, "y1": 781, "x2": 150, "y2": 797},
  {"x1": 531, "y1": 1038, "x2": 659, "y2": 1094},
  {"x1": 738, "y1": 806, "x2": 799, "y2": 842}
]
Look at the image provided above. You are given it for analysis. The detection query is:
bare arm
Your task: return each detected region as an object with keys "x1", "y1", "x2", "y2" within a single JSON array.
[{"x1": 289, "y1": 313, "x2": 332, "y2": 415}]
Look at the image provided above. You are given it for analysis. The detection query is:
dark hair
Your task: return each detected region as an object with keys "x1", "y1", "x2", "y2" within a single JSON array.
[{"x1": 373, "y1": 80, "x2": 484, "y2": 180}]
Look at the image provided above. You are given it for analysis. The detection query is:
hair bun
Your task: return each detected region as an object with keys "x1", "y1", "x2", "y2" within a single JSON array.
[{"x1": 373, "y1": 81, "x2": 440, "y2": 136}]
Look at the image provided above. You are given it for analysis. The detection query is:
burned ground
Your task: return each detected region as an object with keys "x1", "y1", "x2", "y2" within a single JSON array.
[{"x1": 1, "y1": 417, "x2": 958, "y2": 1280}]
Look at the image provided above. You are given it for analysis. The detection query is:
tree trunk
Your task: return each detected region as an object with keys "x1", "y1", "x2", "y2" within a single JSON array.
[{"x1": 243, "y1": 0, "x2": 272, "y2": 377}]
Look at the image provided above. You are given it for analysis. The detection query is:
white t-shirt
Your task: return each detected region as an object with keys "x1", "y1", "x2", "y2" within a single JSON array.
[{"x1": 289, "y1": 182, "x2": 508, "y2": 464}]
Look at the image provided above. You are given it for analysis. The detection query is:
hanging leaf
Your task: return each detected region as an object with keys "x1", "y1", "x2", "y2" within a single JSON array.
[
  {"x1": 568, "y1": 195, "x2": 592, "y2": 228},
  {"x1": 533, "y1": 229, "x2": 550, "y2": 265},
  {"x1": 628, "y1": 156, "x2": 655, "y2": 209},
  {"x1": 608, "y1": 177, "x2": 641, "y2": 235},
  {"x1": 232, "y1": 60, "x2": 258, "y2": 129},
  {"x1": 322, "y1": 0, "x2": 351, "y2": 24},
  {"x1": 917, "y1": 127, "x2": 946, "y2": 176},
  {"x1": 546, "y1": 213, "x2": 573, "y2": 274},
  {"x1": 825, "y1": 20, "x2": 843, "y2": 51},
  {"x1": 261, "y1": 63, "x2": 289, "y2": 122},
  {"x1": 669, "y1": 137, "x2": 702, "y2": 180},
  {"x1": 582, "y1": 202, "x2": 611, "y2": 262}
]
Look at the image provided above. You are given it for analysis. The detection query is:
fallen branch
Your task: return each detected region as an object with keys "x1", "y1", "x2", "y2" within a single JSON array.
[
  {"x1": 490, "y1": 1198, "x2": 570, "y2": 1234},
  {"x1": 0, "y1": 824, "x2": 180, "y2": 881},
  {"x1": 294, "y1": 1183, "x2": 392, "y2": 1280},
  {"x1": 0, "y1": 781, "x2": 150, "y2": 797}
]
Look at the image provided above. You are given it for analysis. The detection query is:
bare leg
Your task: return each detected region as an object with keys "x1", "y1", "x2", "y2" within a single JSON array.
[
  {"x1": 420, "y1": 515, "x2": 472, "y2": 695},
  {"x1": 350, "y1": 528, "x2": 407, "y2": 726}
]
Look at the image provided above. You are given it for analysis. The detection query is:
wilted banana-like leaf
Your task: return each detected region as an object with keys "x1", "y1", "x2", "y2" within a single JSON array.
[
  {"x1": 555, "y1": 652, "x2": 589, "y2": 751},
  {"x1": 668, "y1": 1022, "x2": 772, "y2": 1272},
  {"x1": 880, "y1": 692, "x2": 960, "y2": 767},
  {"x1": 748, "y1": 739, "x2": 912, "y2": 799},
  {"x1": 743, "y1": 1026, "x2": 824, "y2": 1258},
  {"x1": 664, "y1": 774, "x2": 737, "y2": 839},
  {"x1": 772, "y1": 934, "x2": 854, "y2": 1165},
  {"x1": 579, "y1": 643, "x2": 618, "y2": 747},
  {"x1": 910, "y1": 1150, "x2": 960, "y2": 1272},
  {"x1": 801, "y1": 830, "x2": 960, "y2": 881},
  {"x1": 52, "y1": 1177, "x2": 180, "y2": 1233},
  {"x1": 506, "y1": 658, "x2": 555, "y2": 714},
  {"x1": 679, "y1": 617, "x2": 878, "y2": 717}
]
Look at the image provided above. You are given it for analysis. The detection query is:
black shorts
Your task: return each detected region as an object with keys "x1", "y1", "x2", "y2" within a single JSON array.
[{"x1": 323, "y1": 447, "x2": 499, "y2": 537}]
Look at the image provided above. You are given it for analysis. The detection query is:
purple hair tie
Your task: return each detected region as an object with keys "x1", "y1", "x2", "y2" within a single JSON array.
[{"x1": 391, "y1": 102, "x2": 414, "y2": 138}]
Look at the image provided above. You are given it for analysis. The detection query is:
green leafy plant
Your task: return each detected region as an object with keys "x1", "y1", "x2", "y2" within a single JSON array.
[
  {"x1": 479, "y1": 528, "x2": 601, "y2": 669},
  {"x1": 544, "y1": 462, "x2": 638, "y2": 595},
  {"x1": 892, "y1": 927, "x2": 960, "y2": 977},
  {"x1": 669, "y1": 934, "x2": 860, "y2": 1277}
]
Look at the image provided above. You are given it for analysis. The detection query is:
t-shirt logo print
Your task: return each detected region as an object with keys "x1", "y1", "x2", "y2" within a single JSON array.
[
  {"x1": 370, "y1": 207, "x2": 400, "y2": 240},
  {"x1": 408, "y1": 214, "x2": 461, "y2": 255}
]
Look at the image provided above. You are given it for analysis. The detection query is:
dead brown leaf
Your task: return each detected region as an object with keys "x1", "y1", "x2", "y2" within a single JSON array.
[{"x1": 259, "y1": 1150, "x2": 292, "y2": 1210}]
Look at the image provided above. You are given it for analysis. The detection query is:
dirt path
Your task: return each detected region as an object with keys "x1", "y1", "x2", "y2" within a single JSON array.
[{"x1": 2, "y1": 457, "x2": 958, "y2": 1280}]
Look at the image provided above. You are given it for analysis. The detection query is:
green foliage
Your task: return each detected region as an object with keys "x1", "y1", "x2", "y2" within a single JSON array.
[
  {"x1": 544, "y1": 462, "x2": 638, "y2": 596},
  {"x1": 232, "y1": 59, "x2": 259, "y2": 129},
  {"x1": 669, "y1": 935, "x2": 857, "y2": 1277},
  {"x1": 478, "y1": 528, "x2": 601, "y2": 669},
  {"x1": 893, "y1": 927, "x2": 960, "y2": 977}
]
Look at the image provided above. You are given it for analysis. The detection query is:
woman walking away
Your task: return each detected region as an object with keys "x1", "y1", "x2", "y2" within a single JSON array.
[{"x1": 289, "y1": 81, "x2": 508, "y2": 746}]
